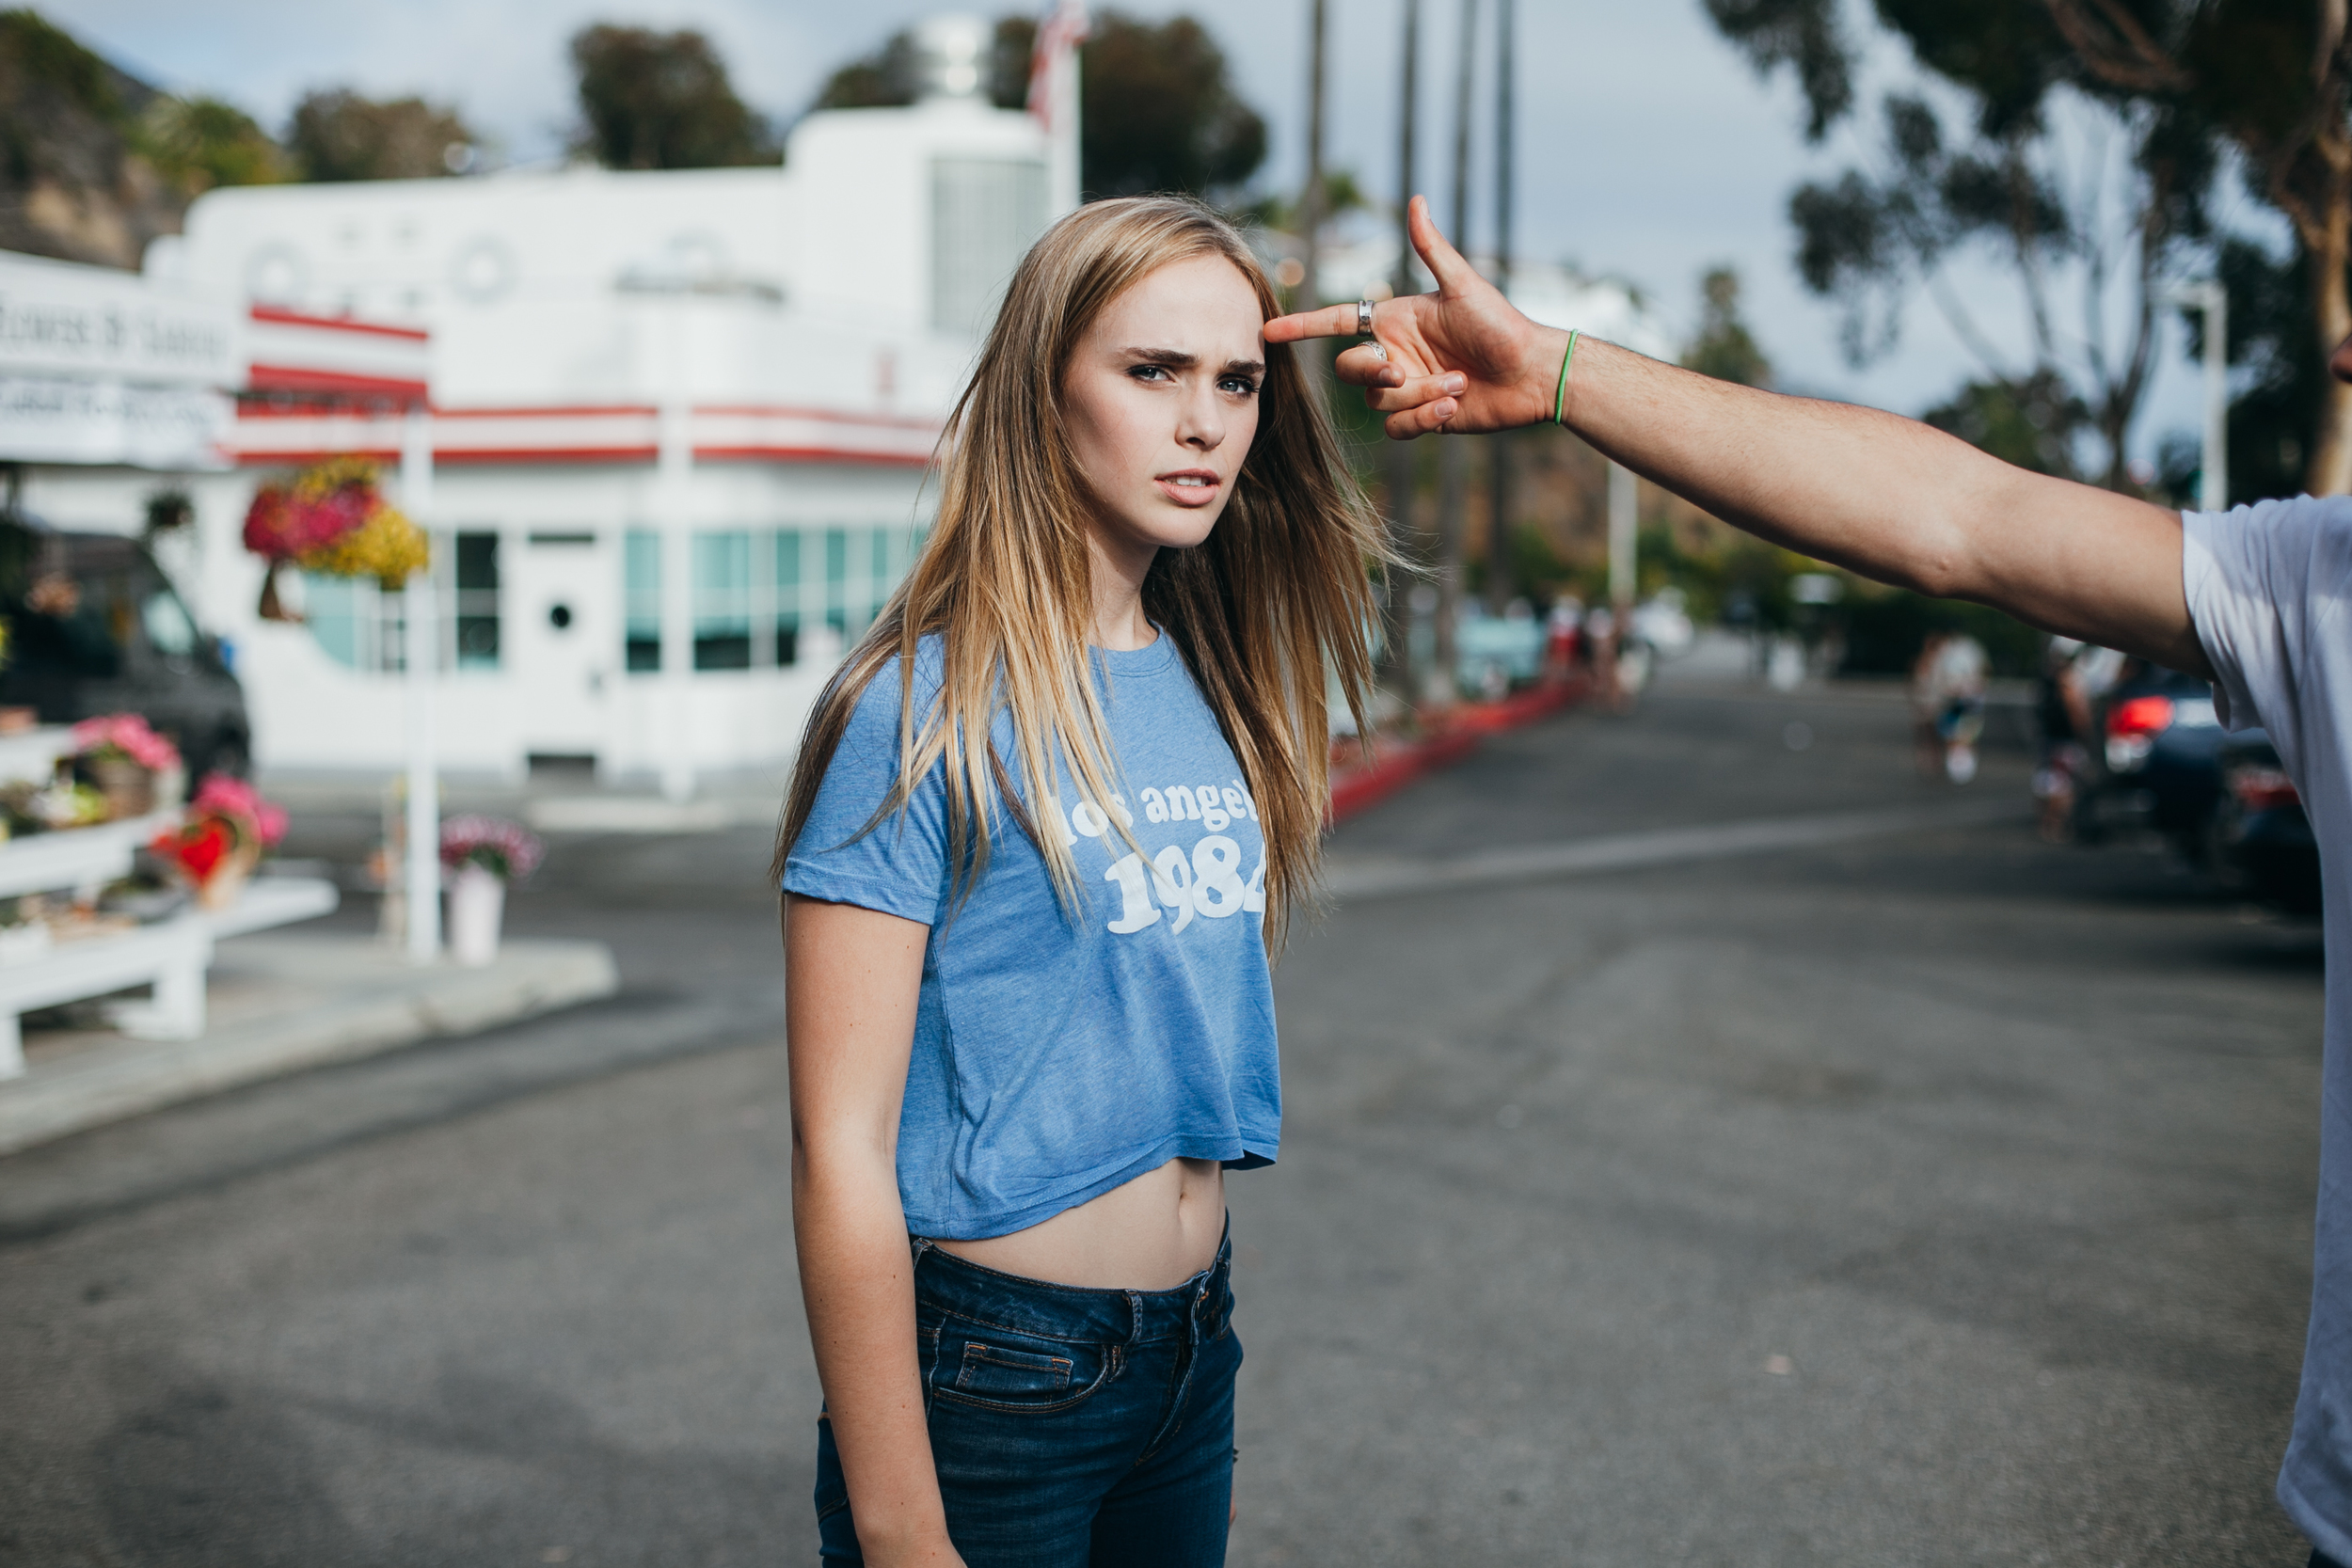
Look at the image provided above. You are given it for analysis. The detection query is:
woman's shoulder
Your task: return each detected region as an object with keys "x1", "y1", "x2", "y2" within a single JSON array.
[{"x1": 838, "y1": 632, "x2": 947, "y2": 727}]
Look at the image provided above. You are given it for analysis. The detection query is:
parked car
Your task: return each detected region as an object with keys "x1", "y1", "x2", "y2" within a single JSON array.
[
  {"x1": 2208, "y1": 731, "x2": 2322, "y2": 912},
  {"x1": 2079, "y1": 663, "x2": 2228, "y2": 851},
  {"x1": 0, "y1": 524, "x2": 250, "y2": 787}
]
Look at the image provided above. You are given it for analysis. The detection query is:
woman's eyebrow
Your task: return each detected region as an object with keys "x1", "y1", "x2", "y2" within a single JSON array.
[{"x1": 1119, "y1": 346, "x2": 1265, "y2": 376}]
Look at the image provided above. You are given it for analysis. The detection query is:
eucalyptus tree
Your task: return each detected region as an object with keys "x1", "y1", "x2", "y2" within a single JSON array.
[{"x1": 1706, "y1": 0, "x2": 2217, "y2": 492}]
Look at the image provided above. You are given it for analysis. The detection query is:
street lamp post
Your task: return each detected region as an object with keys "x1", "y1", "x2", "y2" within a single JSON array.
[
  {"x1": 400, "y1": 404, "x2": 439, "y2": 965},
  {"x1": 2169, "y1": 280, "x2": 2229, "y2": 513}
]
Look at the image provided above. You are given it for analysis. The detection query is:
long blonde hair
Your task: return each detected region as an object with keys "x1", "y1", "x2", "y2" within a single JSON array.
[{"x1": 777, "y1": 196, "x2": 1386, "y2": 944}]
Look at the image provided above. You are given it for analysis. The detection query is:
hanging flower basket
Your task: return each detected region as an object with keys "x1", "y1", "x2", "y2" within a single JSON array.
[{"x1": 241, "y1": 455, "x2": 430, "y2": 620}]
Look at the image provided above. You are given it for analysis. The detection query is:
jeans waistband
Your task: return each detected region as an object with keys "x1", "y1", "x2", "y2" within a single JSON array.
[{"x1": 910, "y1": 1220, "x2": 1232, "y2": 1348}]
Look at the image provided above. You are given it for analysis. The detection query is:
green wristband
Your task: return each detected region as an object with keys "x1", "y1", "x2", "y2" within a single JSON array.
[{"x1": 1553, "y1": 330, "x2": 1580, "y2": 425}]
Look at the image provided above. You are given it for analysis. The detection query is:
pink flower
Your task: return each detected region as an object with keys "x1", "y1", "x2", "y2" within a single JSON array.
[
  {"x1": 72, "y1": 713, "x2": 182, "y2": 771},
  {"x1": 190, "y1": 773, "x2": 289, "y2": 847},
  {"x1": 438, "y1": 815, "x2": 543, "y2": 881}
]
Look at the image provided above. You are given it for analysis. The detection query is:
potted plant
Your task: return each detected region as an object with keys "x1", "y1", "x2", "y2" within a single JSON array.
[
  {"x1": 72, "y1": 713, "x2": 183, "y2": 820},
  {"x1": 151, "y1": 774, "x2": 290, "y2": 911},
  {"x1": 438, "y1": 816, "x2": 542, "y2": 966}
]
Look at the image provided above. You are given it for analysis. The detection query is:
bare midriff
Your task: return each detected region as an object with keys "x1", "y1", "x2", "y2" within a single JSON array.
[{"x1": 934, "y1": 1156, "x2": 1226, "y2": 1291}]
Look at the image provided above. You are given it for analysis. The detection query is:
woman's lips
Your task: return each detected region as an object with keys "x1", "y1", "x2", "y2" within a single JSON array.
[{"x1": 1155, "y1": 471, "x2": 1222, "y2": 507}]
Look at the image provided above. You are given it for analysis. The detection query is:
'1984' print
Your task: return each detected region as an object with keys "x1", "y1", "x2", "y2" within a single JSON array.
[{"x1": 1053, "y1": 778, "x2": 1266, "y2": 937}]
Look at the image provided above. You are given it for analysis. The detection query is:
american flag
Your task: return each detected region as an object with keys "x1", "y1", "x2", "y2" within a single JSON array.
[{"x1": 1027, "y1": 0, "x2": 1091, "y2": 128}]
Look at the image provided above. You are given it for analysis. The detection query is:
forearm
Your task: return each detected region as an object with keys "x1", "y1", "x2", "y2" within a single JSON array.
[
  {"x1": 1549, "y1": 335, "x2": 2208, "y2": 672},
  {"x1": 1555, "y1": 334, "x2": 1994, "y2": 597},
  {"x1": 793, "y1": 1147, "x2": 955, "y2": 1563}
]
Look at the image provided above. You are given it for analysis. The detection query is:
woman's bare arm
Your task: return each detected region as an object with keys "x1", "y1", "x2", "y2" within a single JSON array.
[
  {"x1": 786, "y1": 894, "x2": 963, "y2": 1568},
  {"x1": 1264, "y1": 197, "x2": 2212, "y2": 678}
]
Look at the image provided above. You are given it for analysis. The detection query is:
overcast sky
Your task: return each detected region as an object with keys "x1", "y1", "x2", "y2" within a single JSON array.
[{"x1": 64, "y1": 0, "x2": 2276, "y2": 461}]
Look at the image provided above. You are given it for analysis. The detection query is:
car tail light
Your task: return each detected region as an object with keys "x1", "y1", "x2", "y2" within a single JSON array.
[
  {"x1": 2229, "y1": 766, "x2": 2300, "y2": 813},
  {"x1": 2107, "y1": 695, "x2": 2175, "y2": 736}
]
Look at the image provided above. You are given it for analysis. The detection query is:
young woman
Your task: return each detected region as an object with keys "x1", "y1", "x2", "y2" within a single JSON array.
[{"x1": 777, "y1": 197, "x2": 1388, "y2": 1567}]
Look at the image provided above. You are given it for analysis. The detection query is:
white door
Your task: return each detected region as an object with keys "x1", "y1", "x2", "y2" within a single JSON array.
[{"x1": 513, "y1": 534, "x2": 615, "y2": 759}]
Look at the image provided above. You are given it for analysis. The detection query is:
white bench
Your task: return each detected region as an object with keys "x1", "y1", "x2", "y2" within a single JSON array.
[{"x1": 0, "y1": 860, "x2": 339, "y2": 1078}]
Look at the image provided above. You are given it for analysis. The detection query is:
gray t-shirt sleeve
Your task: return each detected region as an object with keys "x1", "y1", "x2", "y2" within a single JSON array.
[{"x1": 2181, "y1": 499, "x2": 2345, "y2": 783}]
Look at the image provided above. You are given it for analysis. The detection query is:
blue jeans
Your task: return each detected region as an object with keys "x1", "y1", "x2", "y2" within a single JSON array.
[{"x1": 816, "y1": 1228, "x2": 1240, "y2": 1567}]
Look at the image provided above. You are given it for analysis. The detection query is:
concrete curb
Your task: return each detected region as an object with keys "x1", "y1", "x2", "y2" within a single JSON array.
[
  {"x1": 1328, "y1": 677, "x2": 1590, "y2": 823},
  {"x1": 0, "y1": 934, "x2": 620, "y2": 1158}
]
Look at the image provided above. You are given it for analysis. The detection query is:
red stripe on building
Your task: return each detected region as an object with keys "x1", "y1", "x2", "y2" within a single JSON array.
[
  {"x1": 247, "y1": 305, "x2": 432, "y2": 342},
  {"x1": 245, "y1": 364, "x2": 430, "y2": 401}
]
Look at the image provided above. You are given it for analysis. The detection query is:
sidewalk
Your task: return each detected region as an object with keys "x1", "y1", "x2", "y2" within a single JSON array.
[{"x1": 0, "y1": 931, "x2": 619, "y2": 1157}]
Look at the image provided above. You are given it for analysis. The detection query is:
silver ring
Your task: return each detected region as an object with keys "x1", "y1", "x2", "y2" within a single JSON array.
[
  {"x1": 1367, "y1": 341, "x2": 1389, "y2": 362},
  {"x1": 1357, "y1": 298, "x2": 1374, "y2": 336}
]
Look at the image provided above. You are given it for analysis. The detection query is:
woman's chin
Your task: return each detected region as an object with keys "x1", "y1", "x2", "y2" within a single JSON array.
[{"x1": 1103, "y1": 504, "x2": 1224, "y2": 555}]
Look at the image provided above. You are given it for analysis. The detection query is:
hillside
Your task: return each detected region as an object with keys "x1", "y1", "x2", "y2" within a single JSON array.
[{"x1": 0, "y1": 10, "x2": 195, "y2": 270}]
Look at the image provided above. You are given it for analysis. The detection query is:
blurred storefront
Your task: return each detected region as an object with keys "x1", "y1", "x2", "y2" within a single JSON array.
[{"x1": 21, "y1": 24, "x2": 1062, "y2": 794}]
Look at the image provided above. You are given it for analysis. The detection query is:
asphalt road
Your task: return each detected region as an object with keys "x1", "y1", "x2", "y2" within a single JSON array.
[{"x1": 0, "y1": 680, "x2": 2328, "y2": 1567}]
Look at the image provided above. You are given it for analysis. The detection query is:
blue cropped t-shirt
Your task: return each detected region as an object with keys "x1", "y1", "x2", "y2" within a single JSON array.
[{"x1": 782, "y1": 632, "x2": 1279, "y2": 1240}]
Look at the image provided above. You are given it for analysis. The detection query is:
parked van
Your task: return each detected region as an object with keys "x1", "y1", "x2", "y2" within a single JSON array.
[{"x1": 0, "y1": 522, "x2": 251, "y2": 788}]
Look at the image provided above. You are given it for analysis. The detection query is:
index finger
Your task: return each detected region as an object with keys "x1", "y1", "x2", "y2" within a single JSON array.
[{"x1": 1263, "y1": 301, "x2": 1364, "y2": 344}]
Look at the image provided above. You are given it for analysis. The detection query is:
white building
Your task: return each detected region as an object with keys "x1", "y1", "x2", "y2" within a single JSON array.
[{"x1": 23, "y1": 16, "x2": 1062, "y2": 795}]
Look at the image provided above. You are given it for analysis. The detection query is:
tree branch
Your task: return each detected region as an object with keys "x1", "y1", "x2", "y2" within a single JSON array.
[{"x1": 2042, "y1": 0, "x2": 2192, "y2": 93}]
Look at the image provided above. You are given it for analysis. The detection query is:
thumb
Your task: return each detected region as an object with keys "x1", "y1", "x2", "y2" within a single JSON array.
[{"x1": 1408, "y1": 195, "x2": 1480, "y2": 294}]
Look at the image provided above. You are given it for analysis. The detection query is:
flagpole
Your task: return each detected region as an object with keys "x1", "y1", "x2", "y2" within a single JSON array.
[{"x1": 1032, "y1": 1, "x2": 1090, "y2": 216}]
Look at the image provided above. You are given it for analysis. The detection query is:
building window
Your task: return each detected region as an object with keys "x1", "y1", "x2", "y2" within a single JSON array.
[
  {"x1": 824, "y1": 527, "x2": 849, "y2": 636},
  {"x1": 773, "y1": 530, "x2": 801, "y2": 667},
  {"x1": 624, "y1": 529, "x2": 661, "y2": 673},
  {"x1": 303, "y1": 529, "x2": 495, "y2": 673},
  {"x1": 452, "y1": 531, "x2": 500, "y2": 670},
  {"x1": 930, "y1": 157, "x2": 1048, "y2": 336},
  {"x1": 693, "y1": 531, "x2": 752, "y2": 671}
]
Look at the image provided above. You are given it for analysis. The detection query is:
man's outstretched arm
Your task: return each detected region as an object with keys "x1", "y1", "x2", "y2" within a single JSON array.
[{"x1": 1266, "y1": 197, "x2": 2212, "y2": 680}]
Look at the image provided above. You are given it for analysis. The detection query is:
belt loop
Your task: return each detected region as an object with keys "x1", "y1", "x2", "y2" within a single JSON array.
[
  {"x1": 1124, "y1": 1290, "x2": 1145, "y2": 1346},
  {"x1": 909, "y1": 1235, "x2": 933, "y2": 1268}
]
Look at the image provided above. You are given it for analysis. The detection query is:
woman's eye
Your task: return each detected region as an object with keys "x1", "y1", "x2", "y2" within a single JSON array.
[
  {"x1": 1219, "y1": 376, "x2": 1260, "y2": 397},
  {"x1": 1129, "y1": 364, "x2": 1171, "y2": 383}
]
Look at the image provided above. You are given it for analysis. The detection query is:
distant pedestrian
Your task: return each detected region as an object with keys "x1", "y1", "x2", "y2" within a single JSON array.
[
  {"x1": 2032, "y1": 637, "x2": 2090, "y2": 840},
  {"x1": 778, "y1": 197, "x2": 1385, "y2": 1566},
  {"x1": 1271, "y1": 194, "x2": 2352, "y2": 1566},
  {"x1": 1911, "y1": 630, "x2": 1988, "y2": 784}
]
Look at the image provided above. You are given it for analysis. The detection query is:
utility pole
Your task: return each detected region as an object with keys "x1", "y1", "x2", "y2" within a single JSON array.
[
  {"x1": 1298, "y1": 0, "x2": 1329, "y2": 392},
  {"x1": 1608, "y1": 461, "x2": 1636, "y2": 619},
  {"x1": 1378, "y1": 0, "x2": 1421, "y2": 698},
  {"x1": 1431, "y1": 0, "x2": 1477, "y2": 705},
  {"x1": 1484, "y1": 0, "x2": 1515, "y2": 614}
]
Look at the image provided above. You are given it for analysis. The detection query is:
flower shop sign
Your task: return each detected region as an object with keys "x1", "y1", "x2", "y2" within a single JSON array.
[
  {"x1": 0, "y1": 251, "x2": 238, "y2": 387},
  {"x1": 0, "y1": 250, "x2": 241, "y2": 470}
]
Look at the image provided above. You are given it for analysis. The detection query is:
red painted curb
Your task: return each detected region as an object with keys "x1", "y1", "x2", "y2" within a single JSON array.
[{"x1": 1327, "y1": 673, "x2": 1591, "y2": 824}]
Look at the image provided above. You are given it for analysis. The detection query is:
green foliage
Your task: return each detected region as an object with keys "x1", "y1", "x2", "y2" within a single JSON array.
[
  {"x1": 1709, "y1": 0, "x2": 2217, "y2": 491},
  {"x1": 808, "y1": 12, "x2": 1265, "y2": 202},
  {"x1": 0, "y1": 9, "x2": 116, "y2": 121},
  {"x1": 570, "y1": 24, "x2": 777, "y2": 169},
  {"x1": 137, "y1": 96, "x2": 286, "y2": 190},
  {"x1": 1921, "y1": 369, "x2": 2087, "y2": 478},
  {"x1": 1681, "y1": 266, "x2": 1772, "y2": 388},
  {"x1": 1701, "y1": 0, "x2": 1851, "y2": 141},
  {"x1": 287, "y1": 89, "x2": 474, "y2": 182},
  {"x1": 1081, "y1": 13, "x2": 1264, "y2": 199},
  {"x1": 1838, "y1": 590, "x2": 2042, "y2": 678}
]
